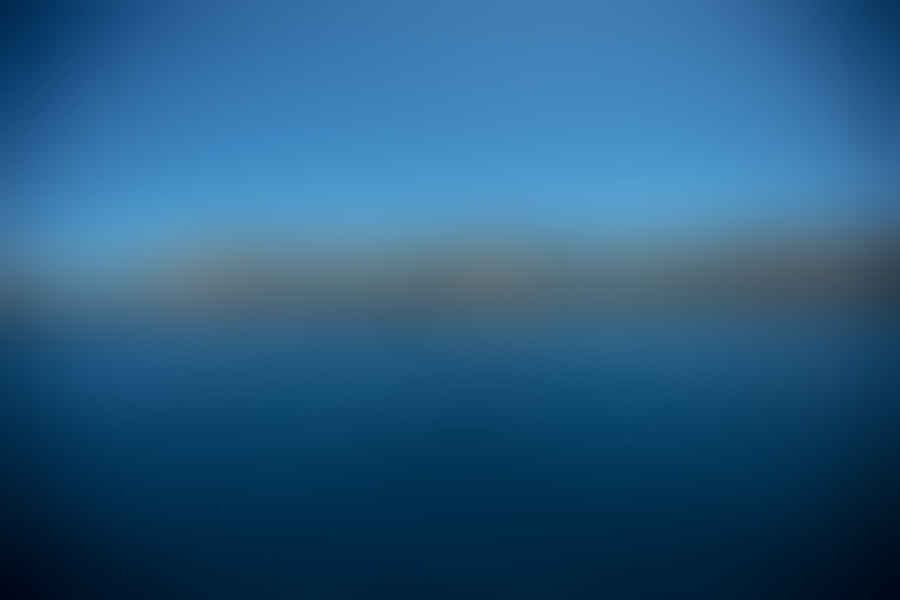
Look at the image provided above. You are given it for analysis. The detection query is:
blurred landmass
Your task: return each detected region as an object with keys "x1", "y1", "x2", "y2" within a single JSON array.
[{"x1": 11, "y1": 226, "x2": 898, "y2": 324}]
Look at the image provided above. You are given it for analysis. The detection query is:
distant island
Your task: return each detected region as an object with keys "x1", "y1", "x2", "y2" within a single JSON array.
[{"x1": 8, "y1": 228, "x2": 900, "y2": 323}]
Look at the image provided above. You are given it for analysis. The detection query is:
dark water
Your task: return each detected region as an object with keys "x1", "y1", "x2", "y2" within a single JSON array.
[{"x1": 10, "y1": 311, "x2": 900, "y2": 598}]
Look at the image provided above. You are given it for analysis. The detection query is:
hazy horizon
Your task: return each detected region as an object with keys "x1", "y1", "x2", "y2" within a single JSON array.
[{"x1": 6, "y1": 3, "x2": 900, "y2": 598}]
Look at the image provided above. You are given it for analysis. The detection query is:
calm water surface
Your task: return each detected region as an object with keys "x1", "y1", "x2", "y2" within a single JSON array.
[{"x1": 15, "y1": 310, "x2": 900, "y2": 598}]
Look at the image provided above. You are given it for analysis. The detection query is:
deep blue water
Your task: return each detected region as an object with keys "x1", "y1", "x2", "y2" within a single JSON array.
[{"x1": 11, "y1": 311, "x2": 900, "y2": 598}]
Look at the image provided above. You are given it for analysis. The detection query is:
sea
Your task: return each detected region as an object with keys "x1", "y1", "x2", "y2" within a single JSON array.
[{"x1": 7, "y1": 308, "x2": 899, "y2": 598}]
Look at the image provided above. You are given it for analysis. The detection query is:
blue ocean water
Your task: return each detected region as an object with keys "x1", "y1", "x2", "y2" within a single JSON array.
[{"x1": 14, "y1": 311, "x2": 900, "y2": 598}]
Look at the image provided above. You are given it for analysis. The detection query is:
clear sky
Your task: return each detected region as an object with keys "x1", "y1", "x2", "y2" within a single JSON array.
[{"x1": 16, "y1": 1, "x2": 900, "y2": 273}]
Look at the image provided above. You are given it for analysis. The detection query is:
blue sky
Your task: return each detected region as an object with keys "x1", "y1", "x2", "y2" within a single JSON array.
[{"x1": 21, "y1": 1, "x2": 897, "y2": 272}]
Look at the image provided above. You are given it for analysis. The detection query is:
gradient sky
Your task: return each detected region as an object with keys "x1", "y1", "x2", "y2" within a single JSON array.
[{"x1": 14, "y1": 1, "x2": 900, "y2": 273}]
